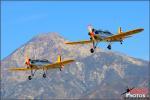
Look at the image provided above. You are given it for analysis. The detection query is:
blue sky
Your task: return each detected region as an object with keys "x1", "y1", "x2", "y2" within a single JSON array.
[{"x1": 1, "y1": 1, "x2": 149, "y2": 61}]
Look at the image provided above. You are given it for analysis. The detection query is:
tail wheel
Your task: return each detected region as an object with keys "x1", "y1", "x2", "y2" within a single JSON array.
[
  {"x1": 43, "y1": 73, "x2": 46, "y2": 78},
  {"x1": 90, "y1": 48, "x2": 94, "y2": 53},
  {"x1": 28, "y1": 76, "x2": 32, "y2": 80}
]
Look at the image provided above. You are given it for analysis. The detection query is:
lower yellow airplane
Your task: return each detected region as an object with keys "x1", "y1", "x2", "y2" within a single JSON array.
[
  {"x1": 65, "y1": 25, "x2": 144, "y2": 53},
  {"x1": 9, "y1": 48, "x2": 75, "y2": 80}
]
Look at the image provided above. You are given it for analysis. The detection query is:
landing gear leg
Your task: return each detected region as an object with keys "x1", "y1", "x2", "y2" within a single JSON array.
[
  {"x1": 43, "y1": 73, "x2": 46, "y2": 78},
  {"x1": 90, "y1": 42, "x2": 95, "y2": 53},
  {"x1": 28, "y1": 67, "x2": 34, "y2": 80},
  {"x1": 28, "y1": 75, "x2": 32, "y2": 80},
  {"x1": 90, "y1": 42, "x2": 98, "y2": 53},
  {"x1": 120, "y1": 40, "x2": 123, "y2": 44},
  {"x1": 90, "y1": 48, "x2": 94, "y2": 53},
  {"x1": 31, "y1": 69, "x2": 34, "y2": 76},
  {"x1": 42, "y1": 68, "x2": 47, "y2": 78}
]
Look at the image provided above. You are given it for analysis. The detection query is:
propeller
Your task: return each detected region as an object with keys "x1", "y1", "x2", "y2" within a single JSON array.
[
  {"x1": 24, "y1": 46, "x2": 31, "y2": 67},
  {"x1": 88, "y1": 25, "x2": 96, "y2": 42},
  {"x1": 88, "y1": 25, "x2": 95, "y2": 37}
]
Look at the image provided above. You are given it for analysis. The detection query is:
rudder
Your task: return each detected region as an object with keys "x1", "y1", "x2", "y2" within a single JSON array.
[{"x1": 118, "y1": 27, "x2": 122, "y2": 34}]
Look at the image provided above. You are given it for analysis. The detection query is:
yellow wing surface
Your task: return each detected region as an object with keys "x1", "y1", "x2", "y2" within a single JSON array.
[
  {"x1": 9, "y1": 64, "x2": 39, "y2": 71},
  {"x1": 104, "y1": 28, "x2": 144, "y2": 41},
  {"x1": 44, "y1": 59, "x2": 75, "y2": 69},
  {"x1": 65, "y1": 28, "x2": 143, "y2": 44},
  {"x1": 65, "y1": 40, "x2": 93, "y2": 45},
  {"x1": 9, "y1": 59, "x2": 75, "y2": 71},
  {"x1": 9, "y1": 67, "x2": 36, "y2": 71}
]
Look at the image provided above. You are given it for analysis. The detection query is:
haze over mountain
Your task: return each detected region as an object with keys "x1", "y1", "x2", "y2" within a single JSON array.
[{"x1": 1, "y1": 32, "x2": 149, "y2": 99}]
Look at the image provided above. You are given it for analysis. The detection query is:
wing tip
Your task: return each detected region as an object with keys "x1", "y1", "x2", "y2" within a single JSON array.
[
  {"x1": 70, "y1": 59, "x2": 75, "y2": 62},
  {"x1": 133, "y1": 28, "x2": 144, "y2": 33},
  {"x1": 66, "y1": 59, "x2": 75, "y2": 62},
  {"x1": 64, "y1": 42, "x2": 67, "y2": 44},
  {"x1": 8, "y1": 68, "x2": 16, "y2": 71},
  {"x1": 64, "y1": 41, "x2": 70, "y2": 44}
]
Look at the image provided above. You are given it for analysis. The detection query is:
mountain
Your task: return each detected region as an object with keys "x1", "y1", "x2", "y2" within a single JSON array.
[{"x1": 1, "y1": 32, "x2": 149, "y2": 99}]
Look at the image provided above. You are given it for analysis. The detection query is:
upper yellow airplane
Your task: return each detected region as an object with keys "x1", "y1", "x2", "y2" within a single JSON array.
[
  {"x1": 9, "y1": 48, "x2": 75, "y2": 80},
  {"x1": 65, "y1": 25, "x2": 144, "y2": 53}
]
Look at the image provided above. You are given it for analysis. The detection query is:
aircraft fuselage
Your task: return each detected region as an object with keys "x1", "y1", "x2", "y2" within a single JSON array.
[{"x1": 28, "y1": 59, "x2": 52, "y2": 68}]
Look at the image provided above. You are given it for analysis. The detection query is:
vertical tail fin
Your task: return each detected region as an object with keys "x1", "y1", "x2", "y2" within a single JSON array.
[
  {"x1": 57, "y1": 55, "x2": 61, "y2": 62},
  {"x1": 118, "y1": 27, "x2": 122, "y2": 34},
  {"x1": 57, "y1": 46, "x2": 64, "y2": 70},
  {"x1": 57, "y1": 46, "x2": 62, "y2": 63}
]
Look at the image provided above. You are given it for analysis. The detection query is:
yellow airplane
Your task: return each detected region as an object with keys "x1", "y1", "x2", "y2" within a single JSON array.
[
  {"x1": 9, "y1": 48, "x2": 75, "y2": 80},
  {"x1": 65, "y1": 25, "x2": 144, "y2": 53}
]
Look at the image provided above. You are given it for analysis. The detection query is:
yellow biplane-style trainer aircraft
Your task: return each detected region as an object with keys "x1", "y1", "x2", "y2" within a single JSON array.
[
  {"x1": 9, "y1": 48, "x2": 75, "y2": 80},
  {"x1": 65, "y1": 25, "x2": 144, "y2": 53}
]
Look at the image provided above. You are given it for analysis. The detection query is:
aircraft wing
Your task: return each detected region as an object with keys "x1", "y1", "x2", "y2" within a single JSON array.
[
  {"x1": 104, "y1": 28, "x2": 144, "y2": 41},
  {"x1": 44, "y1": 59, "x2": 75, "y2": 69},
  {"x1": 65, "y1": 40, "x2": 93, "y2": 45},
  {"x1": 9, "y1": 64, "x2": 39, "y2": 71},
  {"x1": 9, "y1": 67, "x2": 35, "y2": 71}
]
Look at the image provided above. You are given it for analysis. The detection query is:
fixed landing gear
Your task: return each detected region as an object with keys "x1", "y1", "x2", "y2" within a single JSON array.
[
  {"x1": 28, "y1": 68, "x2": 34, "y2": 80},
  {"x1": 43, "y1": 73, "x2": 46, "y2": 78},
  {"x1": 120, "y1": 41, "x2": 123, "y2": 44},
  {"x1": 90, "y1": 41, "x2": 98, "y2": 53},
  {"x1": 107, "y1": 44, "x2": 111, "y2": 50},
  {"x1": 28, "y1": 75, "x2": 32, "y2": 80},
  {"x1": 28, "y1": 72, "x2": 34, "y2": 80},
  {"x1": 90, "y1": 48, "x2": 94, "y2": 53},
  {"x1": 27, "y1": 67, "x2": 47, "y2": 80},
  {"x1": 60, "y1": 68, "x2": 62, "y2": 71}
]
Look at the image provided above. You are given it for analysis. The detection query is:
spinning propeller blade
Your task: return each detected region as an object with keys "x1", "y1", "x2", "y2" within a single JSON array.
[
  {"x1": 88, "y1": 25, "x2": 95, "y2": 42},
  {"x1": 25, "y1": 46, "x2": 31, "y2": 66}
]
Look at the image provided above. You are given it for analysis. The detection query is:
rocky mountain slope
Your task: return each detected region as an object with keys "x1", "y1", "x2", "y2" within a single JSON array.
[{"x1": 1, "y1": 32, "x2": 149, "y2": 99}]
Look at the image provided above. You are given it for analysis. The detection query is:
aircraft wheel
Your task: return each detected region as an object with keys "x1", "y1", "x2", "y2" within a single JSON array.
[
  {"x1": 90, "y1": 48, "x2": 94, "y2": 53},
  {"x1": 60, "y1": 68, "x2": 62, "y2": 71},
  {"x1": 43, "y1": 73, "x2": 46, "y2": 78},
  {"x1": 120, "y1": 40, "x2": 123, "y2": 44},
  {"x1": 107, "y1": 45, "x2": 111, "y2": 50},
  {"x1": 28, "y1": 76, "x2": 32, "y2": 80}
]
